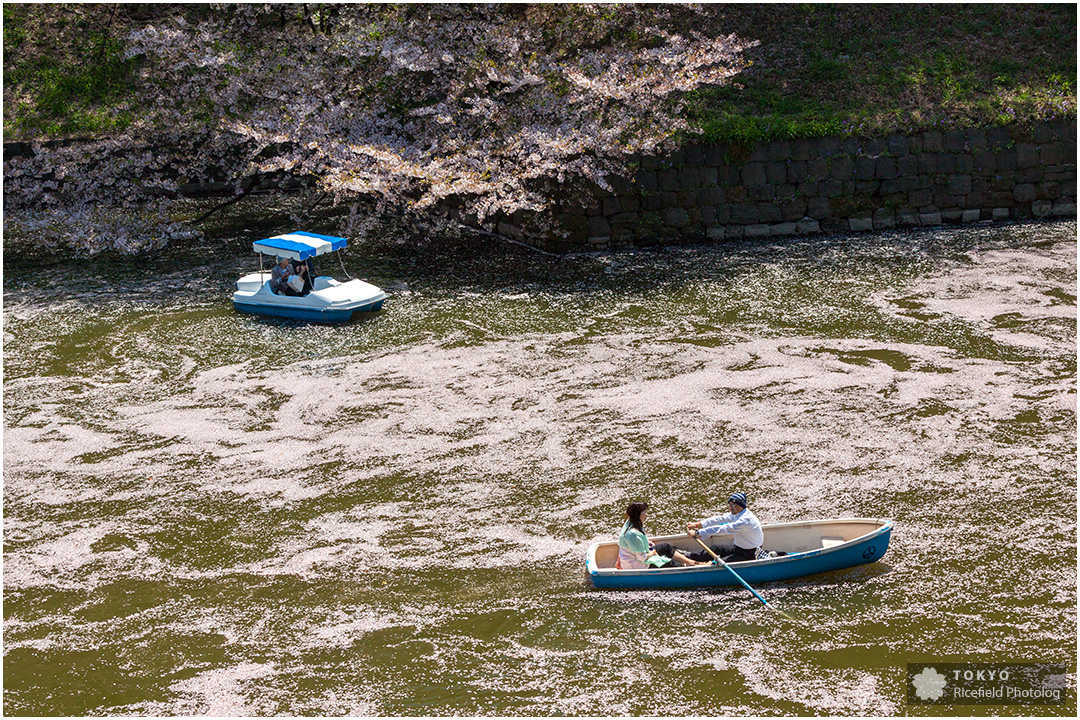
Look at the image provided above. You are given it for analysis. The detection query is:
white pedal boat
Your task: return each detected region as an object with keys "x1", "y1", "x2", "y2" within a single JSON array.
[{"x1": 231, "y1": 231, "x2": 386, "y2": 323}]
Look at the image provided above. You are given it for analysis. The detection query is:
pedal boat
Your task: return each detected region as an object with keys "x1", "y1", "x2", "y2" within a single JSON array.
[
  {"x1": 585, "y1": 518, "x2": 892, "y2": 590},
  {"x1": 232, "y1": 231, "x2": 386, "y2": 323}
]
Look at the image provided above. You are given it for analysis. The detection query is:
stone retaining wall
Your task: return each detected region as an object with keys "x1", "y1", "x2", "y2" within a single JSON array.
[{"x1": 489, "y1": 119, "x2": 1076, "y2": 251}]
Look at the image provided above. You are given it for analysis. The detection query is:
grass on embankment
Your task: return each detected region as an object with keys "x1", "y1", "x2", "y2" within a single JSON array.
[
  {"x1": 686, "y1": 4, "x2": 1076, "y2": 144},
  {"x1": 3, "y1": 4, "x2": 1076, "y2": 144}
]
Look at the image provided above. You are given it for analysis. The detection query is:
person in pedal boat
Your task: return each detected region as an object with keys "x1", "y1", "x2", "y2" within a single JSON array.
[
  {"x1": 617, "y1": 501, "x2": 707, "y2": 569},
  {"x1": 270, "y1": 256, "x2": 301, "y2": 296}
]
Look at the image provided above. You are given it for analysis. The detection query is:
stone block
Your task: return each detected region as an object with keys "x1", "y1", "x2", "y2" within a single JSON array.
[
  {"x1": 1016, "y1": 144, "x2": 1040, "y2": 169},
  {"x1": 745, "y1": 223, "x2": 771, "y2": 238},
  {"x1": 944, "y1": 129, "x2": 967, "y2": 152},
  {"x1": 642, "y1": 194, "x2": 663, "y2": 212},
  {"x1": 1037, "y1": 181, "x2": 1060, "y2": 200},
  {"x1": 757, "y1": 203, "x2": 784, "y2": 223},
  {"x1": 831, "y1": 157, "x2": 854, "y2": 180},
  {"x1": 920, "y1": 212, "x2": 942, "y2": 226},
  {"x1": 707, "y1": 226, "x2": 725, "y2": 240},
  {"x1": 660, "y1": 192, "x2": 679, "y2": 208},
  {"x1": 948, "y1": 175, "x2": 972, "y2": 195},
  {"x1": 747, "y1": 185, "x2": 776, "y2": 202},
  {"x1": 996, "y1": 147, "x2": 1017, "y2": 171},
  {"x1": 1041, "y1": 142, "x2": 1067, "y2": 166},
  {"x1": 849, "y1": 217, "x2": 874, "y2": 232},
  {"x1": 698, "y1": 187, "x2": 722, "y2": 206},
  {"x1": 933, "y1": 190, "x2": 959, "y2": 209},
  {"x1": 876, "y1": 157, "x2": 897, "y2": 179},
  {"x1": 1032, "y1": 200, "x2": 1052, "y2": 218},
  {"x1": 659, "y1": 169, "x2": 682, "y2": 192},
  {"x1": 1052, "y1": 198, "x2": 1076, "y2": 216},
  {"x1": 961, "y1": 209, "x2": 982, "y2": 223},
  {"x1": 807, "y1": 158, "x2": 829, "y2": 180},
  {"x1": 937, "y1": 153, "x2": 957, "y2": 174},
  {"x1": 704, "y1": 144, "x2": 728, "y2": 166},
  {"x1": 588, "y1": 216, "x2": 611, "y2": 237},
  {"x1": 917, "y1": 153, "x2": 939, "y2": 174},
  {"x1": 819, "y1": 137, "x2": 841, "y2": 156},
  {"x1": 793, "y1": 138, "x2": 817, "y2": 160},
  {"x1": 898, "y1": 155, "x2": 920, "y2": 177},
  {"x1": 986, "y1": 127, "x2": 1011, "y2": 150},
  {"x1": 664, "y1": 207, "x2": 689, "y2": 228},
  {"x1": 638, "y1": 171, "x2": 658, "y2": 192},
  {"x1": 609, "y1": 212, "x2": 641, "y2": 231},
  {"x1": 862, "y1": 138, "x2": 886, "y2": 156},
  {"x1": 768, "y1": 140, "x2": 791, "y2": 161},
  {"x1": 795, "y1": 218, "x2": 820, "y2": 234},
  {"x1": 781, "y1": 197, "x2": 808, "y2": 222},
  {"x1": 726, "y1": 225, "x2": 745, "y2": 239},
  {"x1": 992, "y1": 207, "x2": 1010, "y2": 220},
  {"x1": 887, "y1": 134, "x2": 910, "y2": 157},
  {"x1": 1032, "y1": 122, "x2": 1055, "y2": 144},
  {"x1": 897, "y1": 208, "x2": 920, "y2": 226},
  {"x1": 855, "y1": 157, "x2": 877, "y2": 180},
  {"x1": 602, "y1": 197, "x2": 620, "y2": 216},
  {"x1": 974, "y1": 149, "x2": 996, "y2": 172},
  {"x1": 766, "y1": 161, "x2": 788, "y2": 184},
  {"x1": 898, "y1": 176, "x2": 923, "y2": 193},
  {"x1": 742, "y1": 162, "x2": 767, "y2": 186},
  {"x1": 680, "y1": 166, "x2": 700, "y2": 190},
  {"x1": 770, "y1": 222, "x2": 798, "y2": 236},
  {"x1": 942, "y1": 209, "x2": 964, "y2": 223},
  {"x1": 1013, "y1": 184, "x2": 1036, "y2": 203},
  {"x1": 700, "y1": 166, "x2": 718, "y2": 185},
  {"x1": 873, "y1": 208, "x2": 896, "y2": 229},
  {"x1": 855, "y1": 180, "x2": 880, "y2": 195},
  {"x1": 787, "y1": 160, "x2": 808, "y2": 184},
  {"x1": 967, "y1": 129, "x2": 987, "y2": 150},
  {"x1": 730, "y1": 204, "x2": 760, "y2": 224},
  {"x1": 807, "y1": 197, "x2": 831, "y2": 219},
  {"x1": 956, "y1": 154, "x2": 974, "y2": 173},
  {"x1": 922, "y1": 131, "x2": 943, "y2": 152},
  {"x1": 747, "y1": 146, "x2": 768, "y2": 162},
  {"x1": 1019, "y1": 166, "x2": 1044, "y2": 184}
]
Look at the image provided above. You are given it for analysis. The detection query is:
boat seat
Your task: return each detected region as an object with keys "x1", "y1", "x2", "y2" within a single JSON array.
[
  {"x1": 312, "y1": 276, "x2": 341, "y2": 291},
  {"x1": 820, "y1": 536, "x2": 846, "y2": 548}
]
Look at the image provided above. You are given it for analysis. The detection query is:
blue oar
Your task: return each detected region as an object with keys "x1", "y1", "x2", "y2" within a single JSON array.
[{"x1": 692, "y1": 535, "x2": 796, "y2": 621}]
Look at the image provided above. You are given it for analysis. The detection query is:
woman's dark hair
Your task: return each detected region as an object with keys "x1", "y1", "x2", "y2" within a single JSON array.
[{"x1": 626, "y1": 501, "x2": 648, "y2": 534}]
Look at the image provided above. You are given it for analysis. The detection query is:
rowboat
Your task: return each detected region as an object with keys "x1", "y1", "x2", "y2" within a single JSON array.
[
  {"x1": 585, "y1": 518, "x2": 892, "y2": 590},
  {"x1": 232, "y1": 231, "x2": 386, "y2": 323}
]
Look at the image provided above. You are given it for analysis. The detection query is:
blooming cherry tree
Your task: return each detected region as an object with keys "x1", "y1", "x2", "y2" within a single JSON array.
[{"x1": 4, "y1": 4, "x2": 754, "y2": 253}]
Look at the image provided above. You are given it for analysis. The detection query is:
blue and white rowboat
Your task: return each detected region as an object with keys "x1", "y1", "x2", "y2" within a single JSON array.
[
  {"x1": 586, "y1": 518, "x2": 892, "y2": 590},
  {"x1": 232, "y1": 231, "x2": 386, "y2": 323}
]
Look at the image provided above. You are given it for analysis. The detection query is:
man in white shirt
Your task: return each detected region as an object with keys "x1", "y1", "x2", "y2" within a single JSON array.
[
  {"x1": 652, "y1": 491, "x2": 765, "y2": 565},
  {"x1": 685, "y1": 492, "x2": 764, "y2": 563}
]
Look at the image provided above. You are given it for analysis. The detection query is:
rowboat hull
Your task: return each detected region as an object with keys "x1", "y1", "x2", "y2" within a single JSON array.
[{"x1": 585, "y1": 518, "x2": 892, "y2": 590}]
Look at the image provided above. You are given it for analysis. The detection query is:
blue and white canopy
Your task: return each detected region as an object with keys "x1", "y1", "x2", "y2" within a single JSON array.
[{"x1": 252, "y1": 231, "x2": 348, "y2": 260}]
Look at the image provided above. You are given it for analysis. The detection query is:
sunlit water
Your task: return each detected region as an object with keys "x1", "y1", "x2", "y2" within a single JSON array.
[{"x1": 3, "y1": 212, "x2": 1076, "y2": 716}]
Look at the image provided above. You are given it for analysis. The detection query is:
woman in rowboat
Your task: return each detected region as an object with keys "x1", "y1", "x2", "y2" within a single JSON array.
[{"x1": 616, "y1": 501, "x2": 706, "y2": 569}]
